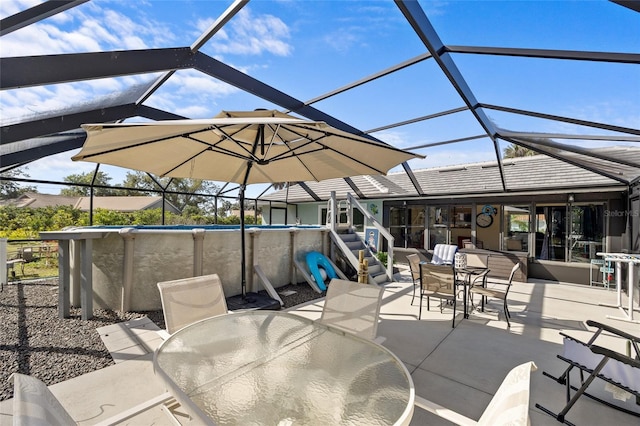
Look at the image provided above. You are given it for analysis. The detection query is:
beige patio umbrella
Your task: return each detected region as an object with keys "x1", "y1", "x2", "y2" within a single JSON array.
[{"x1": 72, "y1": 109, "x2": 421, "y2": 305}]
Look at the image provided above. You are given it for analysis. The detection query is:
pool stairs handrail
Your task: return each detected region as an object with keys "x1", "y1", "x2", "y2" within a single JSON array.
[{"x1": 326, "y1": 192, "x2": 394, "y2": 285}]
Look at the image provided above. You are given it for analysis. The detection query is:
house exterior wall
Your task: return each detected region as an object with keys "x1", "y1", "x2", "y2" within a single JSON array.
[{"x1": 382, "y1": 189, "x2": 630, "y2": 285}]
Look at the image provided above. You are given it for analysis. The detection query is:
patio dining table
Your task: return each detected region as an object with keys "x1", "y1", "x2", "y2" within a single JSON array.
[
  {"x1": 455, "y1": 266, "x2": 490, "y2": 318},
  {"x1": 153, "y1": 310, "x2": 415, "y2": 425}
]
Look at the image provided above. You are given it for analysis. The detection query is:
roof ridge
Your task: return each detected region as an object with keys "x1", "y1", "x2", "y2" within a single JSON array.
[{"x1": 363, "y1": 175, "x2": 389, "y2": 193}]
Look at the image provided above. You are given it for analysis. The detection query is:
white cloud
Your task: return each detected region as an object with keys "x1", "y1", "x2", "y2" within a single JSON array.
[
  {"x1": 141, "y1": 69, "x2": 240, "y2": 119},
  {"x1": 205, "y1": 8, "x2": 292, "y2": 56}
]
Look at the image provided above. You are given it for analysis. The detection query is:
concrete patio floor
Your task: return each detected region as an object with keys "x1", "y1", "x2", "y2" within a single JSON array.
[{"x1": 1, "y1": 266, "x2": 638, "y2": 425}]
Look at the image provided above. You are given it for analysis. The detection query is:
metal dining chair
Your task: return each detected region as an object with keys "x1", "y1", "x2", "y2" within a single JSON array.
[
  {"x1": 419, "y1": 263, "x2": 458, "y2": 328},
  {"x1": 406, "y1": 253, "x2": 422, "y2": 305},
  {"x1": 468, "y1": 263, "x2": 520, "y2": 327}
]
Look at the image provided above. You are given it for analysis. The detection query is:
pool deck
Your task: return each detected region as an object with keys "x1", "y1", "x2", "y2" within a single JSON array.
[{"x1": 1, "y1": 266, "x2": 639, "y2": 425}]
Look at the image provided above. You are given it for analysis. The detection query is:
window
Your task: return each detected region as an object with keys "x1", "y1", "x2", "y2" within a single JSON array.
[
  {"x1": 504, "y1": 205, "x2": 530, "y2": 252},
  {"x1": 427, "y1": 206, "x2": 448, "y2": 250},
  {"x1": 407, "y1": 206, "x2": 425, "y2": 249},
  {"x1": 320, "y1": 204, "x2": 364, "y2": 230},
  {"x1": 535, "y1": 204, "x2": 605, "y2": 262},
  {"x1": 389, "y1": 206, "x2": 406, "y2": 248},
  {"x1": 535, "y1": 206, "x2": 566, "y2": 261},
  {"x1": 569, "y1": 205, "x2": 604, "y2": 263},
  {"x1": 390, "y1": 205, "x2": 425, "y2": 249}
]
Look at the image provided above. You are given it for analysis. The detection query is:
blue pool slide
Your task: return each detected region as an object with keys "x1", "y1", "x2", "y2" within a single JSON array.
[{"x1": 305, "y1": 251, "x2": 337, "y2": 291}]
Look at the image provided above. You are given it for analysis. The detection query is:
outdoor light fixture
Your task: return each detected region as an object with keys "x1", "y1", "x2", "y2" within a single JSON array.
[{"x1": 568, "y1": 194, "x2": 575, "y2": 203}]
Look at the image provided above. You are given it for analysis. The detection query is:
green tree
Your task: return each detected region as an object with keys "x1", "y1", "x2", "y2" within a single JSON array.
[
  {"x1": 503, "y1": 143, "x2": 538, "y2": 159},
  {"x1": 0, "y1": 167, "x2": 37, "y2": 199},
  {"x1": 60, "y1": 171, "x2": 118, "y2": 196}
]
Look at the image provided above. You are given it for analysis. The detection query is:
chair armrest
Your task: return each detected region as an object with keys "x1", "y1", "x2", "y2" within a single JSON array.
[
  {"x1": 470, "y1": 270, "x2": 489, "y2": 286},
  {"x1": 414, "y1": 395, "x2": 477, "y2": 426},
  {"x1": 484, "y1": 280, "x2": 510, "y2": 287},
  {"x1": 586, "y1": 320, "x2": 640, "y2": 344},
  {"x1": 590, "y1": 345, "x2": 640, "y2": 369}
]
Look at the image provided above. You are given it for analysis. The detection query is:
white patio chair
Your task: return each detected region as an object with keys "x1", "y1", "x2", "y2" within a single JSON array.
[
  {"x1": 318, "y1": 278, "x2": 385, "y2": 343},
  {"x1": 431, "y1": 243, "x2": 458, "y2": 265},
  {"x1": 10, "y1": 373, "x2": 172, "y2": 426},
  {"x1": 157, "y1": 273, "x2": 228, "y2": 336},
  {"x1": 415, "y1": 361, "x2": 537, "y2": 426}
]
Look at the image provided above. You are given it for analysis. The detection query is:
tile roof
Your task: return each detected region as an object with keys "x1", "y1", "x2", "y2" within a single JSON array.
[{"x1": 262, "y1": 147, "x2": 639, "y2": 203}]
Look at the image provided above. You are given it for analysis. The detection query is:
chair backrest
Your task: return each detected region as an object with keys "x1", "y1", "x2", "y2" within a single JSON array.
[
  {"x1": 319, "y1": 279, "x2": 384, "y2": 340},
  {"x1": 506, "y1": 263, "x2": 521, "y2": 284},
  {"x1": 406, "y1": 253, "x2": 421, "y2": 280},
  {"x1": 420, "y1": 263, "x2": 455, "y2": 296},
  {"x1": 157, "y1": 274, "x2": 228, "y2": 335},
  {"x1": 477, "y1": 361, "x2": 537, "y2": 426},
  {"x1": 466, "y1": 253, "x2": 489, "y2": 268},
  {"x1": 11, "y1": 373, "x2": 76, "y2": 425},
  {"x1": 432, "y1": 244, "x2": 458, "y2": 265}
]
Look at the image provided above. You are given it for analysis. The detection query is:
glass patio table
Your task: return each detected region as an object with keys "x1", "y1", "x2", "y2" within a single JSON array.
[{"x1": 153, "y1": 310, "x2": 415, "y2": 425}]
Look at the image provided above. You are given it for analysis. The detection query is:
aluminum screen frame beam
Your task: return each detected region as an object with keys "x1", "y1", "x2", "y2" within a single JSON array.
[
  {"x1": 446, "y1": 45, "x2": 640, "y2": 64},
  {"x1": 0, "y1": 0, "x2": 88, "y2": 37},
  {"x1": 611, "y1": 0, "x2": 640, "y2": 13},
  {"x1": 395, "y1": 0, "x2": 507, "y2": 191},
  {"x1": 0, "y1": 48, "x2": 197, "y2": 90},
  {"x1": 481, "y1": 104, "x2": 640, "y2": 136},
  {"x1": 1, "y1": 104, "x2": 138, "y2": 144},
  {"x1": 1, "y1": 131, "x2": 87, "y2": 166},
  {"x1": 1, "y1": 104, "x2": 186, "y2": 146}
]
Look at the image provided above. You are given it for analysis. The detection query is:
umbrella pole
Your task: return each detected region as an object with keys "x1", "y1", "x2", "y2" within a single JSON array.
[
  {"x1": 239, "y1": 183, "x2": 247, "y2": 298},
  {"x1": 239, "y1": 161, "x2": 254, "y2": 301}
]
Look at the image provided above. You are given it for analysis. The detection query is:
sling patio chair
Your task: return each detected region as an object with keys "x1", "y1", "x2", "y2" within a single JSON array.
[
  {"x1": 318, "y1": 278, "x2": 386, "y2": 343},
  {"x1": 419, "y1": 263, "x2": 458, "y2": 328},
  {"x1": 157, "y1": 273, "x2": 228, "y2": 336},
  {"x1": 9, "y1": 373, "x2": 173, "y2": 426},
  {"x1": 415, "y1": 361, "x2": 537, "y2": 425},
  {"x1": 406, "y1": 253, "x2": 422, "y2": 305},
  {"x1": 535, "y1": 320, "x2": 640, "y2": 426},
  {"x1": 468, "y1": 263, "x2": 520, "y2": 327},
  {"x1": 156, "y1": 274, "x2": 229, "y2": 423}
]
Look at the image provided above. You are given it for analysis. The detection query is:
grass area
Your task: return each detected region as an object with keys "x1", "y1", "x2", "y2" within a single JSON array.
[
  {"x1": 6, "y1": 243, "x2": 59, "y2": 281},
  {"x1": 9, "y1": 258, "x2": 59, "y2": 281}
]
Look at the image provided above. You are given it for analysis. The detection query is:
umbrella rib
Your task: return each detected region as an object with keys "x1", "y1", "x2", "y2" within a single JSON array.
[
  {"x1": 281, "y1": 146, "x2": 386, "y2": 174},
  {"x1": 208, "y1": 125, "x2": 263, "y2": 161},
  {"x1": 261, "y1": 132, "x2": 388, "y2": 175}
]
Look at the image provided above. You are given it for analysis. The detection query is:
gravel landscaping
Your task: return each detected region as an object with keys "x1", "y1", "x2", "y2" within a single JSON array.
[{"x1": 0, "y1": 277, "x2": 324, "y2": 401}]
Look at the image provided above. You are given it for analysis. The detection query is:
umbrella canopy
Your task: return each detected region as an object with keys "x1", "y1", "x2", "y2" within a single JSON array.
[
  {"x1": 73, "y1": 110, "x2": 418, "y2": 184},
  {"x1": 73, "y1": 109, "x2": 421, "y2": 303}
]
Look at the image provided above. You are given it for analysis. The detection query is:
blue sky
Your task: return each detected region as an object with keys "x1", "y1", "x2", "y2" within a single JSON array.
[{"x1": 1, "y1": 0, "x2": 638, "y2": 198}]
